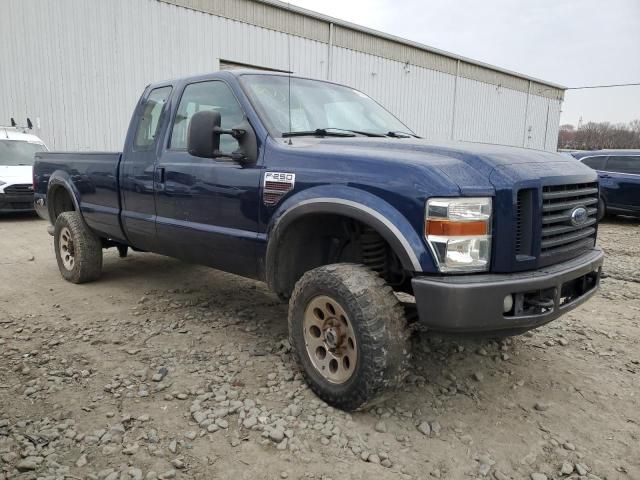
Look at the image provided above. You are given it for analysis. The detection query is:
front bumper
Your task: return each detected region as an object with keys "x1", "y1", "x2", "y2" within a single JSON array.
[
  {"x1": 412, "y1": 247, "x2": 604, "y2": 332},
  {"x1": 0, "y1": 193, "x2": 35, "y2": 212}
]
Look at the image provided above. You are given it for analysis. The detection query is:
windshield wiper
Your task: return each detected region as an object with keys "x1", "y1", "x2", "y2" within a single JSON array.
[
  {"x1": 283, "y1": 128, "x2": 355, "y2": 138},
  {"x1": 334, "y1": 128, "x2": 387, "y2": 137},
  {"x1": 282, "y1": 127, "x2": 386, "y2": 138},
  {"x1": 386, "y1": 131, "x2": 417, "y2": 138}
]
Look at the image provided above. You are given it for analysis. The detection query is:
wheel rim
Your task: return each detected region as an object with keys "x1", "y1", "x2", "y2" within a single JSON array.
[
  {"x1": 303, "y1": 295, "x2": 357, "y2": 384},
  {"x1": 59, "y1": 227, "x2": 75, "y2": 270}
]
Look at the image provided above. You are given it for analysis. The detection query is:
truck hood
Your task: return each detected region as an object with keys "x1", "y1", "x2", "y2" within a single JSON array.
[
  {"x1": 0, "y1": 165, "x2": 33, "y2": 183},
  {"x1": 285, "y1": 137, "x2": 596, "y2": 194}
]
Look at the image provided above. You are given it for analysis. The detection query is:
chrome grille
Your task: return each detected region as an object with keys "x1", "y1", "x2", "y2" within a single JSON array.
[
  {"x1": 515, "y1": 189, "x2": 534, "y2": 256},
  {"x1": 540, "y1": 182, "x2": 598, "y2": 261},
  {"x1": 3, "y1": 184, "x2": 34, "y2": 195},
  {"x1": 515, "y1": 193, "x2": 524, "y2": 253}
]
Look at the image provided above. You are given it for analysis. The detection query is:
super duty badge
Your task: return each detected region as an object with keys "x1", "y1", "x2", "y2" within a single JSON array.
[{"x1": 263, "y1": 172, "x2": 295, "y2": 206}]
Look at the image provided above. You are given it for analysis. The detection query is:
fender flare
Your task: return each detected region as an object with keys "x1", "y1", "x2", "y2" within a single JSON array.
[
  {"x1": 46, "y1": 172, "x2": 81, "y2": 222},
  {"x1": 265, "y1": 196, "x2": 426, "y2": 291}
]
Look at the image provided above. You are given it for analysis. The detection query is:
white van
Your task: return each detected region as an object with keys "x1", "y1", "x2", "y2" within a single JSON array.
[{"x1": 0, "y1": 127, "x2": 48, "y2": 212}]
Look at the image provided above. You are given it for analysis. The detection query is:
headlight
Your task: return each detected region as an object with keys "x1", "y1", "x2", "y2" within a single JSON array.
[{"x1": 425, "y1": 197, "x2": 492, "y2": 272}]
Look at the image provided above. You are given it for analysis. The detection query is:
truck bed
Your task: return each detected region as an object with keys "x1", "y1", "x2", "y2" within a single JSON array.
[{"x1": 34, "y1": 151, "x2": 126, "y2": 242}]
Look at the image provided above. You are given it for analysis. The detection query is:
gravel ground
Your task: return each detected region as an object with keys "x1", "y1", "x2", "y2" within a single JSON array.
[{"x1": 0, "y1": 213, "x2": 638, "y2": 480}]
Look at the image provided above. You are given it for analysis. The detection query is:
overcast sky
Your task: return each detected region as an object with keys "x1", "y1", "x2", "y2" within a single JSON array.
[{"x1": 289, "y1": 0, "x2": 640, "y2": 126}]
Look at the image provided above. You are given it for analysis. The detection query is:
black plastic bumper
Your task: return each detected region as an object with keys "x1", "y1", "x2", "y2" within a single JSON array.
[
  {"x1": 412, "y1": 248, "x2": 604, "y2": 333},
  {"x1": 0, "y1": 193, "x2": 34, "y2": 212}
]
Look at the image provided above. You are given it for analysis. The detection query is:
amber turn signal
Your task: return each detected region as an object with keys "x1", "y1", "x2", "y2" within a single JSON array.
[{"x1": 426, "y1": 219, "x2": 488, "y2": 236}]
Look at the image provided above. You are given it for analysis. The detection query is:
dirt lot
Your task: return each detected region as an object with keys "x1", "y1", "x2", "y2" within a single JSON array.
[{"x1": 0, "y1": 214, "x2": 638, "y2": 480}]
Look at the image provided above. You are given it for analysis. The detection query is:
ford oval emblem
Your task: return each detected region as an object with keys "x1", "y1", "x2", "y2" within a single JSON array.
[{"x1": 570, "y1": 206, "x2": 589, "y2": 226}]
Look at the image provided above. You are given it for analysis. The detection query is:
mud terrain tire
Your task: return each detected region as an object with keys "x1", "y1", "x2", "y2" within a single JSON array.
[
  {"x1": 288, "y1": 263, "x2": 410, "y2": 411},
  {"x1": 54, "y1": 211, "x2": 103, "y2": 284}
]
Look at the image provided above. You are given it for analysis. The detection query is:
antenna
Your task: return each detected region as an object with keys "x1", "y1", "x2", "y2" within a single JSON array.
[{"x1": 286, "y1": 2, "x2": 293, "y2": 145}]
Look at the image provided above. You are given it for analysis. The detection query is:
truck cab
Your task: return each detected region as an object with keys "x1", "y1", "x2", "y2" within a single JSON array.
[{"x1": 33, "y1": 70, "x2": 603, "y2": 410}]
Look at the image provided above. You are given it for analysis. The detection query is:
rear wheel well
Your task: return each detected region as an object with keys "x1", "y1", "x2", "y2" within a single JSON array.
[
  {"x1": 49, "y1": 186, "x2": 76, "y2": 221},
  {"x1": 269, "y1": 214, "x2": 411, "y2": 298}
]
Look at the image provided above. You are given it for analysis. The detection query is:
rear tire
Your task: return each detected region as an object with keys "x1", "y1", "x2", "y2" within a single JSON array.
[
  {"x1": 288, "y1": 263, "x2": 410, "y2": 411},
  {"x1": 54, "y1": 211, "x2": 103, "y2": 283}
]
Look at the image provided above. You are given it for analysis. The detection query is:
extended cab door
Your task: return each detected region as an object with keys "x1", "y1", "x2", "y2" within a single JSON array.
[
  {"x1": 120, "y1": 85, "x2": 172, "y2": 251},
  {"x1": 602, "y1": 155, "x2": 640, "y2": 212},
  {"x1": 153, "y1": 80, "x2": 262, "y2": 277}
]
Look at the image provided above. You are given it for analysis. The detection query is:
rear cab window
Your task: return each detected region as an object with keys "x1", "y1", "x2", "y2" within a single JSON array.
[{"x1": 134, "y1": 86, "x2": 172, "y2": 150}]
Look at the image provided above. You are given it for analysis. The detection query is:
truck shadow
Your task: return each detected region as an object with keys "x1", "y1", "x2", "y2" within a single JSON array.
[
  {"x1": 0, "y1": 211, "x2": 42, "y2": 222},
  {"x1": 406, "y1": 330, "x2": 525, "y2": 401},
  {"x1": 96, "y1": 250, "x2": 532, "y2": 410},
  {"x1": 98, "y1": 253, "x2": 202, "y2": 283}
]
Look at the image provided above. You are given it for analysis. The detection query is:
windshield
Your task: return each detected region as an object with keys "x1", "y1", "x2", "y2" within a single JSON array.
[
  {"x1": 0, "y1": 140, "x2": 46, "y2": 166},
  {"x1": 240, "y1": 75, "x2": 412, "y2": 137}
]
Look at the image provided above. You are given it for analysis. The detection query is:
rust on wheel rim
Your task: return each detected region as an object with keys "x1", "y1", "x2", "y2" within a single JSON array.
[
  {"x1": 59, "y1": 227, "x2": 75, "y2": 271},
  {"x1": 303, "y1": 295, "x2": 357, "y2": 384}
]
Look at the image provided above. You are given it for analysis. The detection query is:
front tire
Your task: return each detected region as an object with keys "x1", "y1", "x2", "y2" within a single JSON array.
[
  {"x1": 288, "y1": 263, "x2": 410, "y2": 411},
  {"x1": 597, "y1": 197, "x2": 606, "y2": 222},
  {"x1": 54, "y1": 211, "x2": 103, "y2": 283}
]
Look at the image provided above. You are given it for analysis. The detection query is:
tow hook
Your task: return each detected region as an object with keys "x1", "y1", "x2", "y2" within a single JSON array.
[{"x1": 524, "y1": 297, "x2": 555, "y2": 309}]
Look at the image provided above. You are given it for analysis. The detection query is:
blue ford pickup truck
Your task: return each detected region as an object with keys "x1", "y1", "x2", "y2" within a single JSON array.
[{"x1": 34, "y1": 70, "x2": 603, "y2": 410}]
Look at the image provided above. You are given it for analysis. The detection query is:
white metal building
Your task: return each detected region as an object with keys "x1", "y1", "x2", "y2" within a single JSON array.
[{"x1": 1, "y1": 0, "x2": 565, "y2": 152}]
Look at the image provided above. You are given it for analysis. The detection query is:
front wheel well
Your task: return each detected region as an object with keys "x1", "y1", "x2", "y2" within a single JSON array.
[{"x1": 268, "y1": 213, "x2": 412, "y2": 298}]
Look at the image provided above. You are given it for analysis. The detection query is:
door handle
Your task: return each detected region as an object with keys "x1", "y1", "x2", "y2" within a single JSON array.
[{"x1": 599, "y1": 173, "x2": 611, "y2": 179}]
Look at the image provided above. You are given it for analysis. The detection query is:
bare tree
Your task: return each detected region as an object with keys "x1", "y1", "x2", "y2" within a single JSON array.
[{"x1": 557, "y1": 119, "x2": 640, "y2": 150}]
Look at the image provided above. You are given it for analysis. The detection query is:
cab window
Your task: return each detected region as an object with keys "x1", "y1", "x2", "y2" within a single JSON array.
[
  {"x1": 134, "y1": 86, "x2": 172, "y2": 149},
  {"x1": 581, "y1": 156, "x2": 607, "y2": 170},
  {"x1": 170, "y1": 81, "x2": 244, "y2": 152}
]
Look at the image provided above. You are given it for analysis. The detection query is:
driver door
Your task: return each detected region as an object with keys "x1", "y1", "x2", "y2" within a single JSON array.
[{"x1": 153, "y1": 80, "x2": 262, "y2": 277}]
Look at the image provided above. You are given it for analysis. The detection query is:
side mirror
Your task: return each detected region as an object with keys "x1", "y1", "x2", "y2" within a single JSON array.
[
  {"x1": 187, "y1": 110, "x2": 221, "y2": 158},
  {"x1": 187, "y1": 110, "x2": 258, "y2": 165}
]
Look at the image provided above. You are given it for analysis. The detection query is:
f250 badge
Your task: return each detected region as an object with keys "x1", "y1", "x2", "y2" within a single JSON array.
[{"x1": 263, "y1": 172, "x2": 296, "y2": 206}]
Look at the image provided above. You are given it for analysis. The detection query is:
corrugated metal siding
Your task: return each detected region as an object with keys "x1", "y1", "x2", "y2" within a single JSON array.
[
  {"x1": 0, "y1": 0, "x2": 561, "y2": 151},
  {"x1": 453, "y1": 77, "x2": 528, "y2": 146},
  {"x1": 531, "y1": 81, "x2": 564, "y2": 101},
  {"x1": 330, "y1": 48, "x2": 455, "y2": 140},
  {"x1": 158, "y1": 0, "x2": 330, "y2": 42},
  {"x1": 458, "y1": 62, "x2": 529, "y2": 94},
  {"x1": 0, "y1": 0, "x2": 327, "y2": 150},
  {"x1": 333, "y1": 26, "x2": 458, "y2": 76},
  {"x1": 159, "y1": 0, "x2": 565, "y2": 100},
  {"x1": 544, "y1": 100, "x2": 562, "y2": 150},
  {"x1": 523, "y1": 95, "x2": 561, "y2": 150}
]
